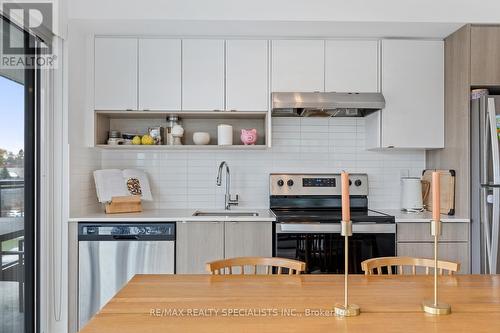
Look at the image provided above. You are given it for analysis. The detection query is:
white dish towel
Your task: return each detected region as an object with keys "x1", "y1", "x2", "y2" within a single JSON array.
[{"x1": 93, "y1": 169, "x2": 153, "y2": 203}]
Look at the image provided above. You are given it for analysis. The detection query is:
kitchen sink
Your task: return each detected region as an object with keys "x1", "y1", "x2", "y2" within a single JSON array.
[{"x1": 193, "y1": 211, "x2": 259, "y2": 217}]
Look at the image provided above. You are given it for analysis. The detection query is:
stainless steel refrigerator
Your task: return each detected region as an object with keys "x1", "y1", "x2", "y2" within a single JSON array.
[{"x1": 471, "y1": 91, "x2": 500, "y2": 274}]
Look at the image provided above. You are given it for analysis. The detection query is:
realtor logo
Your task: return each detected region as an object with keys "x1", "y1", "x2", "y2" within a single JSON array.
[
  {"x1": 2, "y1": 1, "x2": 53, "y2": 54},
  {"x1": 1, "y1": 1, "x2": 57, "y2": 68}
]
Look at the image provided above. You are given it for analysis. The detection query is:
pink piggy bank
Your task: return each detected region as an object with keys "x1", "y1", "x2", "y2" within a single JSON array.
[{"x1": 240, "y1": 128, "x2": 258, "y2": 145}]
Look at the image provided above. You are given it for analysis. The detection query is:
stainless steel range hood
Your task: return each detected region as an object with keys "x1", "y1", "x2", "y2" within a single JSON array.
[{"x1": 272, "y1": 92, "x2": 385, "y2": 117}]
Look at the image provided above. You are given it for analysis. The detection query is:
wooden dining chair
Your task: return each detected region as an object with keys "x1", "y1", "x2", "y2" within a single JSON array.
[
  {"x1": 361, "y1": 256, "x2": 460, "y2": 275},
  {"x1": 206, "y1": 257, "x2": 306, "y2": 275}
]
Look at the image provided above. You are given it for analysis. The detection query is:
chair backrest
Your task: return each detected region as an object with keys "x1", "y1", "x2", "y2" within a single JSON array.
[
  {"x1": 361, "y1": 256, "x2": 460, "y2": 275},
  {"x1": 206, "y1": 257, "x2": 306, "y2": 275}
]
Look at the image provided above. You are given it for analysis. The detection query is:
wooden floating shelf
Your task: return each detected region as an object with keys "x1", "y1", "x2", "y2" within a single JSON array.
[
  {"x1": 95, "y1": 144, "x2": 269, "y2": 150},
  {"x1": 94, "y1": 110, "x2": 270, "y2": 148},
  {"x1": 95, "y1": 110, "x2": 268, "y2": 120}
]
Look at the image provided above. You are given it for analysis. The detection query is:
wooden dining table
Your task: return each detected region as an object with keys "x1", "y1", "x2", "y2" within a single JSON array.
[{"x1": 79, "y1": 274, "x2": 500, "y2": 333}]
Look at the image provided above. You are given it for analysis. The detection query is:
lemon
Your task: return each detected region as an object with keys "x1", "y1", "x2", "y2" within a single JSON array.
[
  {"x1": 141, "y1": 134, "x2": 155, "y2": 145},
  {"x1": 132, "y1": 136, "x2": 142, "y2": 145}
]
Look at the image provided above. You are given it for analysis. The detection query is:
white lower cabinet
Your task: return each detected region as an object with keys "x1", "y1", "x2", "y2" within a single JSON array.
[
  {"x1": 225, "y1": 222, "x2": 273, "y2": 258},
  {"x1": 176, "y1": 222, "x2": 224, "y2": 274},
  {"x1": 176, "y1": 221, "x2": 272, "y2": 274},
  {"x1": 397, "y1": 243, "x2": 469, "y2": 275},
  {"x1": 396, "y1": 222, "x2": 470, "y2": 274},
  {"x1": 225, "y1": 222, "x2": 273, "y2": 274}
]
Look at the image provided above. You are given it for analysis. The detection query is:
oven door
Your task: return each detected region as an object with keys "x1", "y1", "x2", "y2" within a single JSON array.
[{"x1": 274, "y1": 223, "x2": 396, "y2": 274}]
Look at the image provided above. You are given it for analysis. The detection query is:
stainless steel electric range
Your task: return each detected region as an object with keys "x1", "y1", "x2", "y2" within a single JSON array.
[{"x1": 270, "y1": 173, "x2": 395, "y2": 274}]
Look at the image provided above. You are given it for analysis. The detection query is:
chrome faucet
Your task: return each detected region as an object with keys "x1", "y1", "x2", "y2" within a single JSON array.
[{"x1": 216, "y1": 161, "x2": 239, "y2": 210}]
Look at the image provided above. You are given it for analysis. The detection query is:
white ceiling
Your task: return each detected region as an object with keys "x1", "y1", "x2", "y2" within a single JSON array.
[
  {"x1": 68, "y1": 0, "x2": 500, "y2": 23},
  {"x1": 71, "y1": 20, "x2": 463, "y2": 39},
  {"x1": 66, "y1": 0, "x2": 500, "y2": 38}
]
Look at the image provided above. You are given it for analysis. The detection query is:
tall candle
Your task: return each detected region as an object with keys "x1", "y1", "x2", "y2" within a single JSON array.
[
  {"x1": 341, "y1": 172, "x2": 350, "y2": 222},
  {"x1": 432, "y1": 171, "x2": 440, "y2": 222}
]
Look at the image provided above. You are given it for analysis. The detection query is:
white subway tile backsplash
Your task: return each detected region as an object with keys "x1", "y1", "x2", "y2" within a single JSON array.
[
  {"x1": 70, "y1": 147, "x2": 101, "y2": 216},
  {"x1": 87, "y1": 118, "x2": 427, "y2": 211}
]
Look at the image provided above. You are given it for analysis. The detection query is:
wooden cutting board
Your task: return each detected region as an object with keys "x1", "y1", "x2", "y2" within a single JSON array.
[{"x1": 421, "y1": 169, "x2": 456, "y2": 215}]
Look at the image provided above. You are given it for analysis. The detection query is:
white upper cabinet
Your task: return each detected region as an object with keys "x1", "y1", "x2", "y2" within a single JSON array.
[
  {"x1": 225, "y1": 40, "x2": 269, "y2": 111},
  {"x1": 271, "y1": 40, "x2": 324, "y2": 92},
  {"x1": 325, "y1": 40, "x2": 379, "y2": 92},
  {"x1": 94, "y1": 38, "x2": 138, "y2": 110},
  {"x1": 138, "y1": 39, "x2": 181, "y2": 110},
  {"x1": 366, "y1": 40, "x2": 444, "y2": 149},
  {"x1": 182, "y1": 39, "x2": 225, "y2": 111}
]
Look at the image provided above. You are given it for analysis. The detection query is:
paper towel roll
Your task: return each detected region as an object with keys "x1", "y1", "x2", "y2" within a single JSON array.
[{"x1": 217, "y1": 124, "x2": 233, "y2": 146}]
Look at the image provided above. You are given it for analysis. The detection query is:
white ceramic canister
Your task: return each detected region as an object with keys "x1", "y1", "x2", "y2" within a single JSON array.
[{"x1": 217, "y1": 124, "x2": 233, "y2": 145}]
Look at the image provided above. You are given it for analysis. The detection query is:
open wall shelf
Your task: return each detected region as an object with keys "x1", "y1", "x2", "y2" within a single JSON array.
[
  {"x1": 95, "y1": 144, "x2": 268, "y2": 150},
  {"x1": 94, "y1": 110, "x2": 270, "y2": 150}
]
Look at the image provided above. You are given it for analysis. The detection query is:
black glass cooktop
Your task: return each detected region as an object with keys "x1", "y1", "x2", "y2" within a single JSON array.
[{"x1": 271, "y1": 209, "x2": 394, "y2": 224}]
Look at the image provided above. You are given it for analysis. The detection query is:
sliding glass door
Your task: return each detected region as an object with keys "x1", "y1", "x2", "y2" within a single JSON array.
[{"x1": 0, "y1": 16, "x2": 38, "y2": 333}]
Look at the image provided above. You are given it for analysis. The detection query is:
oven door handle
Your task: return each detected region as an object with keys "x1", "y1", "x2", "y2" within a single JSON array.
[
  {"x1": 276, "y1": 223, "x2": 396, "y2": 234},
  {"x1": 353, "y1": 223, "x2": 396, "y2": 234},
  {"x1": 276, "y1": 223, "x2": 341, "y2": 233}
]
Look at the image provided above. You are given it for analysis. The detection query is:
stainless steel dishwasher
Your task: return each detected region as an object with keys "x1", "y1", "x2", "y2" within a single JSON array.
[{"x1": 78, "y1": 222, "x2": 175, "y2": 329}]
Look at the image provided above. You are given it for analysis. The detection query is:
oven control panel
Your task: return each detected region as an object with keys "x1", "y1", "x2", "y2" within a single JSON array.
[
  {"x1": 270, "y1": 173, "x2": 368, "y2": 196},
  {"x1": 302, "y1": 177, "x2": 336, "y2": 187}
]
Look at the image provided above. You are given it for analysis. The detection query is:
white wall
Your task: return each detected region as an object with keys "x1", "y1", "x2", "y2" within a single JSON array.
[
  {"x1": 68, "y1": 24, "x2": 100, "y2": 216},
  {"x1": 65, "y1": 19, "x2": 433, "y2": 217},
  {"x1": 68, "y1": 0, "x2": 500, "y2": 23},
  {"x1": 100, "y1": 118, "x2": 425, "y2": 211}
]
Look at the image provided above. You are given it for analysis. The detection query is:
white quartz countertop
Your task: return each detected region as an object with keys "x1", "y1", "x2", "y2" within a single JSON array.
[
  {"x1": 68, "y1": 209, "x2": 276, "y2": 222},
  {"x1": 375, "y1": 209, "x2": 470, "y2": 223},
  {"x1": 69, "y1": 208, "x2": 468, "y2": 223}
]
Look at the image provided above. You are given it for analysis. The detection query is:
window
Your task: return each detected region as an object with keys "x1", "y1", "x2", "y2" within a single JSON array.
[{"x1": 0, "y1": 15, "x2": 39, "y2": 333}]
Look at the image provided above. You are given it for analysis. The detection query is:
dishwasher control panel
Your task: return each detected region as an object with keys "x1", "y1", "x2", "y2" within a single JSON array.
[{"x1": 78, "y1": 223, "x2": 176, "y2": 240}]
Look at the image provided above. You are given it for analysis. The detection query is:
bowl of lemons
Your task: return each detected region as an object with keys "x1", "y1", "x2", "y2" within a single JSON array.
[{"x1": 123, "y1": 133, "x2": 156, "y2": 146}]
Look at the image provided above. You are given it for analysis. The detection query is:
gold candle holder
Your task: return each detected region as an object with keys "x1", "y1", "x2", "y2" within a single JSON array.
[
  {"x1": 334, "y1": 220, "x2": 360, "y2": 317},
  {"x1": 422, "y1": 219, "x2": 451, "y2": 315}
]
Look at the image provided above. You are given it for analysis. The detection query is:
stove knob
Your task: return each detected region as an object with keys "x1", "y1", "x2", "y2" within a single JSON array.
[
  {"x1": 355, "y1": 179, "x2": 362, "y2": 187},
  {"x1": 349, "y1": 180, "x2": 352, "y2": 186},
  {"x1": 287, "y1": 179, "x2": 294, "y2": 187},
  {"x1": 277, "y1": 179, "x2": 284, "y2": 187}
]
